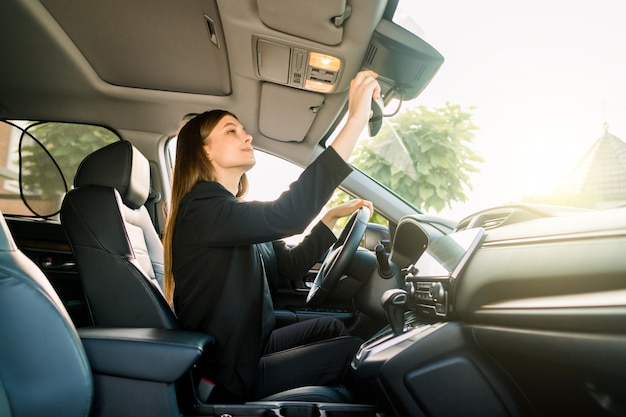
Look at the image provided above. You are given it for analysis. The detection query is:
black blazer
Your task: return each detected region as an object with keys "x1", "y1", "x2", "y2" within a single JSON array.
[{"x1": 172, "y1": 147, "x2": 352, "y2": 401}]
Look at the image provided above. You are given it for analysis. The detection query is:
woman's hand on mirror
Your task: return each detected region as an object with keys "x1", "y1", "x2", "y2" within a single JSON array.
[{"x1": 330, "y1": 70, "x2": 381, "y2": 160}]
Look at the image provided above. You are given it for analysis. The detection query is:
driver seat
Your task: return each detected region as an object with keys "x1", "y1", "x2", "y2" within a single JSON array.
[{"x1": 60, "y1": 140, "x2": 358, "y2": 405}]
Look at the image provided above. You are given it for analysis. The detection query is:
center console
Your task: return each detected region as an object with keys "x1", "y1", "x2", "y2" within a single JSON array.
[
  {"x1": 354, "y1": 227, "x2": 485, "y2": 366},
  {"x1": 350, "y1": 228, "x2": 527, "y2": 416},
  {"x1": 404, "y1": 227, "x2": 484, "y2": 320},
  {"x1": 352, "y1": 315, "x2": 447, "y2": 377},
  {"x1": 353, "y1": 227, "x2": 485, "y2": 371}
]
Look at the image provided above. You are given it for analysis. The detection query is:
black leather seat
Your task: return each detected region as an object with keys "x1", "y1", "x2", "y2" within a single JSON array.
[
  {"x1": 0, "y1": 211, "x2": 213, "y2": 417},
  {"x1": 0, "y1": 208, "x2": 362, "y2": 416},
  {"x1": 59, "y1": 141, "x2": 370, "y2": 408},
  {"x1": 61, "y1": 140, "x2": 176, "y2": 328},
  {"x1": 0, "y1": 212, "x2": 93, "y2": 417}
]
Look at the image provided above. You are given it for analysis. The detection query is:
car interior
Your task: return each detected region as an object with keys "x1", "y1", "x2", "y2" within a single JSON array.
[{"x1": 1, "y1": 0, "x2": 626, "y2": 417}]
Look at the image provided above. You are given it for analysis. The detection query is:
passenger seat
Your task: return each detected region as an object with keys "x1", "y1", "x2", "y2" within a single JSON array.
[
  {"x1": 0, "y1": 211, "x2": 93, "y2": 416},
  {"x1": 60, "y1": 140, "x2": 176, "y2": 328}
]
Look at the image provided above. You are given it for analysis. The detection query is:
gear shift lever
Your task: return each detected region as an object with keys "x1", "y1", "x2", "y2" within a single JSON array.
[{"x1": 381, "y1": 289, "x2": 407, "y2": 336}]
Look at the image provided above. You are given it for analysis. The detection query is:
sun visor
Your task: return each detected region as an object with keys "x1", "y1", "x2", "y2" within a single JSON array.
[
  {"x1": 362, "y1": 19, "x2": 444, "y2": 101},
  {"x1": 256, "y1": 0, "x2": 350, "y2": 46},
  {"x1": 259, "y1": 83, "x2": 324, "y2": 142},
  {"x1": 40, "y1": 0, "x2": 231, "y2": 95}
]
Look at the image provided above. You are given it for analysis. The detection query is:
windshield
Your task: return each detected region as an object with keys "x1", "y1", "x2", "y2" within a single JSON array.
[{"x1": 347, "y1": 0, "x2": 626, "y2": 221}]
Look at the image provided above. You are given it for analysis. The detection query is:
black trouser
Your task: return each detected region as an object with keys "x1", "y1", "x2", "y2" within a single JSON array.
[{"x1": 251, "y1": 316, "x2": 363, "y2": 399}]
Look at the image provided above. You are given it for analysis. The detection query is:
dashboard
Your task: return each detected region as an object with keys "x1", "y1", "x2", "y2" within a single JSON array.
[
  {"x1": 389, "y1": 203, "x2": 626, "y2": 331},
  {"x1": 455, "y1": 205, "x2": 626, "y2": 332},
  {"x1": 352, "y1": 204, "x2": 626, "y2": 416}
]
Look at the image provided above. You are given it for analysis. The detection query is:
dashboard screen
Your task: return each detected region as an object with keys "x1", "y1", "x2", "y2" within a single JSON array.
[{"x1": 410, "y1": 227, "x2": 485, "y2": 280}]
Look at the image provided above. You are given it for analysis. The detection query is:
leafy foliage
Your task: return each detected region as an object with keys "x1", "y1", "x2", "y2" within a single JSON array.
[
  {"x1": 349, "y1": 102, "x2": 482, "y2": 213},
  {"x1": 18, "y1": 122, "x2": 119, "y2": 216}
]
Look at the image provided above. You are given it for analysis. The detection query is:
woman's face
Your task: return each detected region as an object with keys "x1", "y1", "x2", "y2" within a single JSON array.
[{"x1": 204, "y1": 115, "x2": 256, "y2": 174}]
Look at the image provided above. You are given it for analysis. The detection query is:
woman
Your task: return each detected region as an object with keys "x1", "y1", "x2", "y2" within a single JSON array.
[{"x1": 163, "y1": 70, "x2": 380, "y2": 402}]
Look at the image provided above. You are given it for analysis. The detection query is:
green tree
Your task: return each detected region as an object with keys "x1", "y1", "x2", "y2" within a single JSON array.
[
  {"x1": 350, "y1": 102, "x2": 482, "y2": 213},
  {"x1": 18, "y1": 122, "x2": 119, "y2": 216}
]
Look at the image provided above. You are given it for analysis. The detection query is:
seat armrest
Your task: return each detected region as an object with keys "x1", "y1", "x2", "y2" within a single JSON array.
[{"x1": 78, "y1": 327, "x2": 214, "y2": 383}]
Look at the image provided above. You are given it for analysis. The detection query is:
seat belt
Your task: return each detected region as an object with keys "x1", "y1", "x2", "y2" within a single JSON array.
[{"x1": 146, "y1": 187, "x2": 162, "y2": 236}]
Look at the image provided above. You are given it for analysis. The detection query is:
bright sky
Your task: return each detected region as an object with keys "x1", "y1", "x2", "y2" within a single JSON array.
[
  {"x1": 248, "y1": 0, "x2": 626, "y2": 222},
  {"x1": 397, "y1": 0, "x2": 626, "y2": 219}
]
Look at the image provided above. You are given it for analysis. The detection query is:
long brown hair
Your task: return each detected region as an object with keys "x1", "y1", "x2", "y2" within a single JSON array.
[{"x1": 163, "y1": 110, "x2": 249, "y2": 305}]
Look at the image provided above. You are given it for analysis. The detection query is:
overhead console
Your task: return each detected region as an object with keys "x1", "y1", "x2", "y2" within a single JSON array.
[
  {"x1": 254, "y1": 36, "x2": 343, "y2": 94},
  {"x1": 253, "y1": 0, "x2": 354, "y2": 96},
  {"x1": 253, "y1": 17, "x2": 444, "y2": 98},
  {"x1": 252, "y1": 2, "x2": 444, "y2": 142}
]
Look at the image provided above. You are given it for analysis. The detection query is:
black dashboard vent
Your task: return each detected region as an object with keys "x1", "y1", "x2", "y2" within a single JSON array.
[{"x1": 457, "y1": 209, "x2": 514, "y2": 231}]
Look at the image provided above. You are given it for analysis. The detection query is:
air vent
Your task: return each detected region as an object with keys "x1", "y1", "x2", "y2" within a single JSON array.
[{"x1": 458, "y1": 209, "x2": 514, "y2": 231}]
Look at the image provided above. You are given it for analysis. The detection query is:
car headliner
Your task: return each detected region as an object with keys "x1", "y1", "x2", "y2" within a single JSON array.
[{"x1": 0, "y1": 0, "x2": 392, "y2": 168}]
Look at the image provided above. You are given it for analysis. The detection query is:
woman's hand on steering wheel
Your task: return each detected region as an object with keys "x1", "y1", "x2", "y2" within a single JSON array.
[{"x1": 321, "y1": 199, "x2": 373, "y2": 232}]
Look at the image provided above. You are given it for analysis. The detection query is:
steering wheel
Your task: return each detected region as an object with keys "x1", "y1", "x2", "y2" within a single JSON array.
[{"x1": 306, "y1": 206, "x2": 371, "y2": 308}]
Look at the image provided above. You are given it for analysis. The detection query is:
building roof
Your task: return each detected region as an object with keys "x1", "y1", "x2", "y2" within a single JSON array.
[{"x1": 556, "y1": 125, "x2": 626, "y2": 201}]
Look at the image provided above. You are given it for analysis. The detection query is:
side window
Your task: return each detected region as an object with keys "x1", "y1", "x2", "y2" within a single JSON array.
[
  {"x1": 248, "y1": 153, "x2": 390, "y2": 240},
  {"x1": 245, "y1": 151, "x2": 303, "y2": 201},
  {"x1": 0, "y1": 120, "x2": 119, "y2": 218},
  {"x1": 165, "y1": 137, "x2": 389, "y2": 242},
  {"x1": 165, "y1": 137, "x2": 304, "y2": 202}
]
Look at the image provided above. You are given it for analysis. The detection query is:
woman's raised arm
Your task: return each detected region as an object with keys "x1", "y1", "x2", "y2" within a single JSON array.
[{"x1": 330, "y1": 70, "x2": 381, "y2": 161}]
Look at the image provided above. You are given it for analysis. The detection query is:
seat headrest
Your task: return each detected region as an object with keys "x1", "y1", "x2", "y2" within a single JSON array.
[{"x1": 74, "y1": 141, "x2": 150, "y2": 209}]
